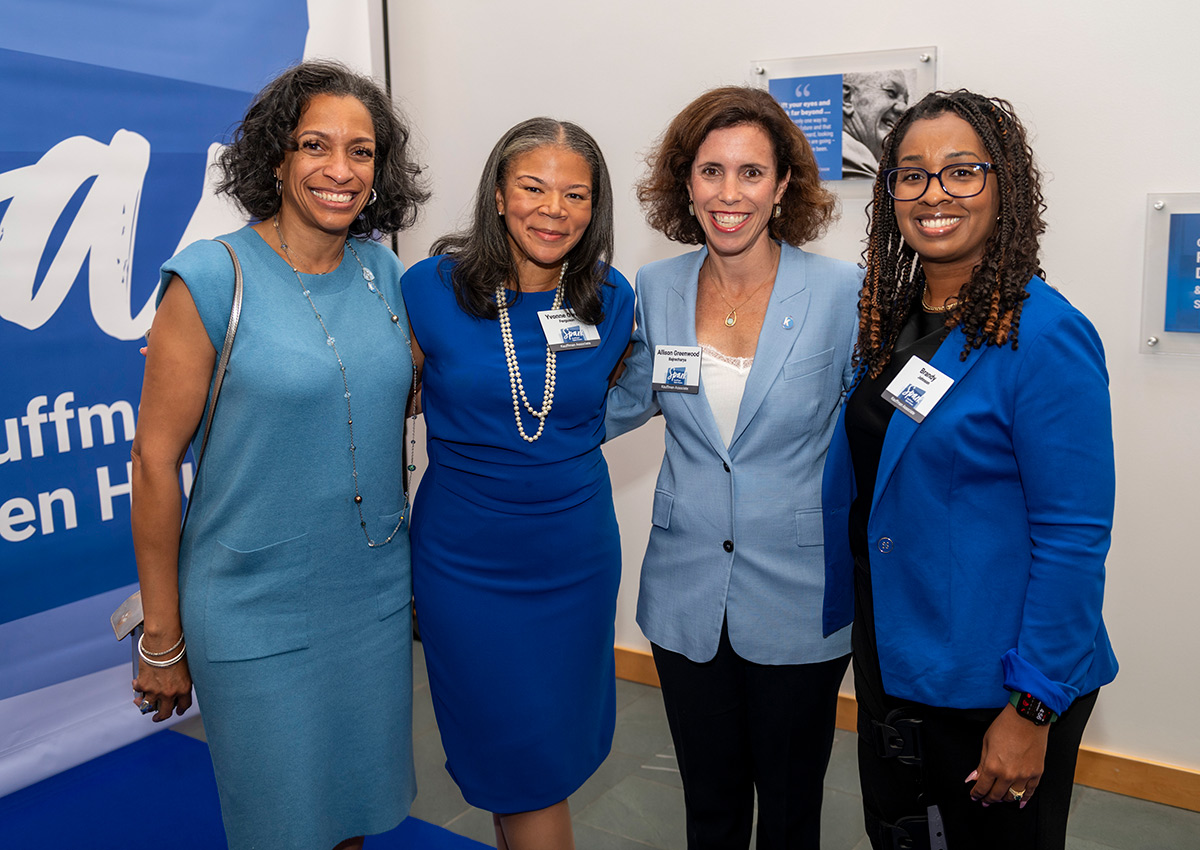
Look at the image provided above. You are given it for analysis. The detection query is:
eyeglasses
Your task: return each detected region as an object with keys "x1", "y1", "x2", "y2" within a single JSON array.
[{"x1": 882, "y1": 162, "x2": 993, "y2": 201}]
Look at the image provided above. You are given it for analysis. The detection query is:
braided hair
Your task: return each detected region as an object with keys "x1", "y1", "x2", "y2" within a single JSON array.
[{"x1": 855, "y1": 90, "x2": 1046, "y2": 380}]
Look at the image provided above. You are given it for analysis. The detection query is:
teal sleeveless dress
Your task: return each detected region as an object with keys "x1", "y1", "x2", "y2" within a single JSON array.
[{"x1": 161, "y1": 227, "x2": 415, "y2": 850}]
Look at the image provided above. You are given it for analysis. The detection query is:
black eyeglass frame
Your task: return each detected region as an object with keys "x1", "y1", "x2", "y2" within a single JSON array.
[{"x1": 881, "y1": 162, "x2": 994, "y2": 201}]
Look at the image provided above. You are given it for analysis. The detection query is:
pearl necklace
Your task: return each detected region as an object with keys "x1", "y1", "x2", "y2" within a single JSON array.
[
  {"x1": 274, "y1": 216, "x2": 417, "y2": 548},
  {"x1": 496, "y1": 262, "x2": 566, "y2": 443}
]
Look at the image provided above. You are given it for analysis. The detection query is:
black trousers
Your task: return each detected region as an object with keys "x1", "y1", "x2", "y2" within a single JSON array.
[
  {"x1": 850, "y1": 550, "x2": 1099, "y2": 850},
  {"x1": 652, "y1": 622, "x2": 850, "y2": 850},
  {"x1": 856, "y1": 689, "x2": 1099, "y2": 850}
]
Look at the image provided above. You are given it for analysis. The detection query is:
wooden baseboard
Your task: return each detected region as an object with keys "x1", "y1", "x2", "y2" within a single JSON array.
[
  {"x1": 1072, "y1": 745, "x2": 1200, "y2": 812},
  {"x1": 614, "y1": 646, "x2": 1200, "y2": 813},
  {"x1": 614, "y1": 643, "x2": 660, "y2": 687}
]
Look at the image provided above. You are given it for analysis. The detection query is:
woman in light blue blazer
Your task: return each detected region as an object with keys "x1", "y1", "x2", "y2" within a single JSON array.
[
  {"x1": 822, "y1": 91, "x2": 1117, "y2": 849},
  {"x1": 606, "y1": 87, "x2": 862, "y2": 850}
]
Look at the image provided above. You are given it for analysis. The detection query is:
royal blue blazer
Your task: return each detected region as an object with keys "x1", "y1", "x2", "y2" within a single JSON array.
[
  {"x1": 822, "y1": 277, "x2": 1118, "y2": 715},
  {"x1": 606, "y1": 244, "x2": 863, "y2": 664}
]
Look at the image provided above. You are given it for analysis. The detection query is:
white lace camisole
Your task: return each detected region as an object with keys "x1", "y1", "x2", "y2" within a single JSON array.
[{"x1": 700, "y1": 343, "x2": 753, "y2": 448}]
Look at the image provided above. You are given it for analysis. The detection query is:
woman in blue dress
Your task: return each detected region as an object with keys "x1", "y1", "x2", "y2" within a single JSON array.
[
  {"x1": 401, "y1": 118, "x2": 633, "y2": 850},
  {"x1": 131, "y1": 62, "x2": 428, "y2": 850}
]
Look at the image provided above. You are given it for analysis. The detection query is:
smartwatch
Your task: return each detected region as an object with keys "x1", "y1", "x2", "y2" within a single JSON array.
[{"x1": 1009, "y1": 690, "x2": 1057, "y2": 725}]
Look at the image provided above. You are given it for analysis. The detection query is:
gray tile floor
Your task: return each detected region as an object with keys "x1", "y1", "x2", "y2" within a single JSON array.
[
  {"x1": 178, "y1": 640, "x2": 1200, "y2": 849},
  {"x1": 405, "y1": 643, "x2": 1200, "y2": 850}
]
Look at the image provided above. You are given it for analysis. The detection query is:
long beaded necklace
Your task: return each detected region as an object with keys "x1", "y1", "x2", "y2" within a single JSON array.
[
  {"x1": 495, "y1": 261, "x2": 567, "y2": 443},
  {"x1": 274, "y1": 215, "x2": 417, "y2": 548}
]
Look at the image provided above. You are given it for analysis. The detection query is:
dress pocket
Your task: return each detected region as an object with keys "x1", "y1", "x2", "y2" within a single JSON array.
[
  {"x1": 374, "y1": 509, "x2": 413, "y2": 621},
  {"x1": 795, "y1": 507, "x2": 824, "y2": 548},
  {"x1": 205, "y1": 533, "x2": 311, "y2": 662},
  {"x1": 651, "y1": 489, "x2": 674, "y2": 529}
]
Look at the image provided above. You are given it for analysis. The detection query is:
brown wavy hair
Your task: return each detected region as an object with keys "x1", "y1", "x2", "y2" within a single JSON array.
[
  {"x1": 855, "y1": 90, "x2": 1047, "y2": 379},
  {"x1": 637, "y1": 86, "x2": 836, "y2": 246}
]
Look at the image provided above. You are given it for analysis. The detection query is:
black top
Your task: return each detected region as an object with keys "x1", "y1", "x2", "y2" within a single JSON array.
[
  {"x1": 844, "y1": 303, "x2": 949, "y2": 716},
  {"x1": 845, "y1": 306, "x2": 949, "y2": 561}
]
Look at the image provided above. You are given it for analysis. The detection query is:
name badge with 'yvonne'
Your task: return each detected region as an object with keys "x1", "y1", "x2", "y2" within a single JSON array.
[
  {"x1": 537, "y1": 309, "x2": 601, "y2": 352},
  {"x1": 652, "y1": 345, "x2": 701, "y2": 393},
  {"x1": 882, "y1": 356, "x2": 953, "y2": 423}
]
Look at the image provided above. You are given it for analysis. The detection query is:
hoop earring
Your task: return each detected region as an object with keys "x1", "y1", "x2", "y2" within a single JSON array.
[
  {"x1": 275, "y1": 178, "x2": 282, "y2": 196},
  {"x1": 367, "y1": 188, "x2": 377, "y2": 206}
]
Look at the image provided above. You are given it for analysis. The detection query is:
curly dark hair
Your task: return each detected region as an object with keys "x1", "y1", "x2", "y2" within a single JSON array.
[
  {"x1": 215, "y1": 60, "x2": 428, "y2": 237},
  {"x1": 637, "y1": 86, "x2": 836, "y2": 247},
  {"x1": 430, "y1": 117, "x2": 614, "y2": 325},
  {"x1": 855, "y1": 90, "x2": 1047, "y2": 379}
]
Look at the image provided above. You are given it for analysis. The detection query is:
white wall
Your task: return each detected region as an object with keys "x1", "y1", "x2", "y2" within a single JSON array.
[{"x1": 388, "y1": 0, "x2": 1200, "y2": 771}]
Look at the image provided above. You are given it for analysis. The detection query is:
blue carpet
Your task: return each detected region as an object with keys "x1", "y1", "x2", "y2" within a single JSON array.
[{"x1": 0, "y1": 730, "x2": 489, "y2": 848}]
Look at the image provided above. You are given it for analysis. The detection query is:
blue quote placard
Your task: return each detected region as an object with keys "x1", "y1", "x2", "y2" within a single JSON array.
[
  {"x1": 768, "y1": 74, "x2": 843, "y2": 180},
  {"x1": 1165, "y1": 213, "x2": 1200, "y2": 333}
]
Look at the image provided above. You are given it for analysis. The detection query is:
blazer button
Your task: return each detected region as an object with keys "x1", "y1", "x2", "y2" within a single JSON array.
[
  {"x1": 722, "y1": 462, "x2": 730, "y2": 472},
  {"x1": 877, "y1": 537, "x2": 893, "y2": 553},
  {"x1": 723, "y1": 539, "x2": 734, "y2": 553}
]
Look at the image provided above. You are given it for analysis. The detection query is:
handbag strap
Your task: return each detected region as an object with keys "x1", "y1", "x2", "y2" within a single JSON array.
[{"x1": 180, "y1": 238, "x2": 243, "y2": 530}]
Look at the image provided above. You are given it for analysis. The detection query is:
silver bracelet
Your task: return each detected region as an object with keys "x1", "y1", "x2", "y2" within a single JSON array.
[
  {"x1": 139, "y1": 631, "x2": 184, "y2": 657},
  {"x1": 138, "y1": 632, "x2": 187, "y2": 668}
]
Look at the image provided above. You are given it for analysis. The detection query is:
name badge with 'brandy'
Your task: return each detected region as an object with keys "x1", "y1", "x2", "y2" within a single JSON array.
[
  {"x1": 882, "y1": 356, "x2": 953, "y2": 423},
  {"x1": 537, "y1": 309, "x2": 601, "y2": 352}
]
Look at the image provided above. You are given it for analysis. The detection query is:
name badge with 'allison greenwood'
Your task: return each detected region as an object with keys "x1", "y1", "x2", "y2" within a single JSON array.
[
  {"x1": 652, "y1": 345, "x2": 701, "y2": 393},
  {"x1": 882, "y1": 355, "x2": 954, "y2": 423},
  {"x1": 537, "y1": 309, "x2": 601, "y2": 352}
]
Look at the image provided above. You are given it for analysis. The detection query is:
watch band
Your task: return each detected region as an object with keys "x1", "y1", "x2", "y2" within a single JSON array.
[{"x1": 1009, "y1": 690, "x2": 1057, "y2": 725}]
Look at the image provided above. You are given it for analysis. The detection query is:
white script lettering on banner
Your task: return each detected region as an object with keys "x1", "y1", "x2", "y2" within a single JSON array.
[{"x1": 0, "y1": 130, "x2": 157, "y2": 341}]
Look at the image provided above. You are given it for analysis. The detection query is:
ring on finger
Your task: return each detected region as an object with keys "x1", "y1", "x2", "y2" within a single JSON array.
[
  {"x1": 1008, "y1": 786, "x2": 1026, "y2": 801},
  {"x1": 139, "y1": 699, "x2": 157, "y2": 714}
]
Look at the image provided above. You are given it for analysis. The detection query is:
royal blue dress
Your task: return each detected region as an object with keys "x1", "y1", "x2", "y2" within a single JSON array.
[
  {"x1": 402, "y1": 256, "x2": 634, "y2": 812},
  {"x1": 161, "y1": 227, "x2": 416, "y2": 850}
]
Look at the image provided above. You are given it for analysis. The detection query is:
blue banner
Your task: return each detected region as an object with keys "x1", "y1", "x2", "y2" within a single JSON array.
[{"x1": 0, "y1": 0, "x2": 307, "y2": 796}]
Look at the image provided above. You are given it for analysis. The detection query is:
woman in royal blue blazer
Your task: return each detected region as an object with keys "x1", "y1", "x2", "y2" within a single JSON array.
[
  {"x1": 822, "y1": 90, "x2": 1117, "y2": 849},
  {"x1": 607, "y1": 87, "x2": 862, "y2": 850}
]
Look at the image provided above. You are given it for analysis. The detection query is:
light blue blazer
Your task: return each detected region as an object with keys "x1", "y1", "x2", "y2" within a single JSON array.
[
  {"x1": 822, "y1": 277, "x2": 1118, "y2": 715},
  {"x1": 606, "y1": 243, "x2": 863, "y2": 664}
]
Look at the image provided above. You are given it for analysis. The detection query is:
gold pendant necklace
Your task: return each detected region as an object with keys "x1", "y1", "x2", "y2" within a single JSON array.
[{"x1": 706, "y1": 267, "x2": 776, "y2": 328}]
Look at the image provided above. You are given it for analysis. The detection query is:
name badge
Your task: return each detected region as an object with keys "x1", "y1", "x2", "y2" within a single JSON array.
[
  {"x1": 652, "y1": 345, "x2": 701, "y2": 393},
  {"x1": 882, "y1": 356, "x2": 954, "y2": 423},
  {"x1": 537, "y1": 309, "x2": 601, "y2": 352}
]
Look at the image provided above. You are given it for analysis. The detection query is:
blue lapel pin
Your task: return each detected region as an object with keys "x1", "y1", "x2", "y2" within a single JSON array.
[{"x1": 782, "y1": 316, "x2": 794, "y2": 329}]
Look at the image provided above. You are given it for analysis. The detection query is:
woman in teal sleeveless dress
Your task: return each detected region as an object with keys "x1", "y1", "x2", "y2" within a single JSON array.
[{"x1": 131, "y1": 62, "x2": 428, "y2": 850}]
